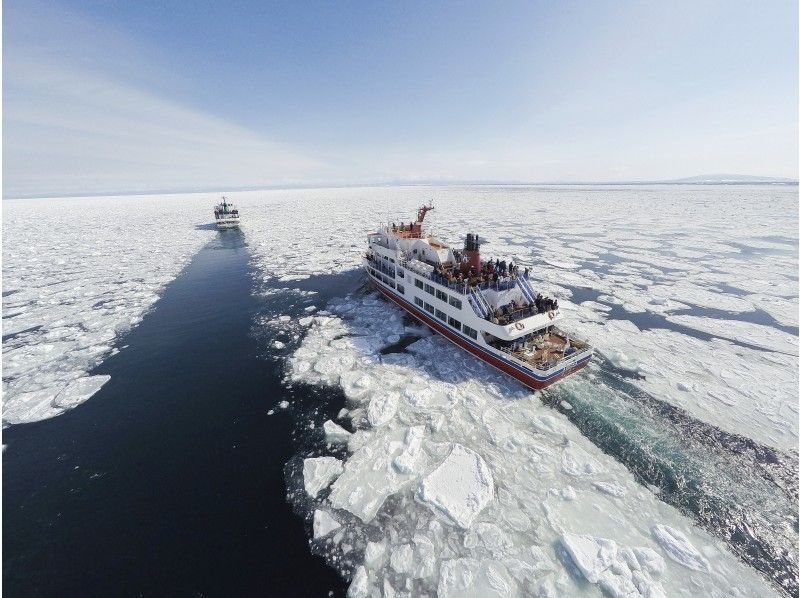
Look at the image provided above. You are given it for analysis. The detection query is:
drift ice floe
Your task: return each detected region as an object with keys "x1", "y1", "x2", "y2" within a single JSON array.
[{"x1": 364, "y1": 204, "x2": 593, "y2": 390}]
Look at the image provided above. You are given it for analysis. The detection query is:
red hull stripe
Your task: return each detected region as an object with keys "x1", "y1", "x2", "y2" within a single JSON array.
[{"x1": 369, "y1": 277, "x2": 591, "y2": 391}]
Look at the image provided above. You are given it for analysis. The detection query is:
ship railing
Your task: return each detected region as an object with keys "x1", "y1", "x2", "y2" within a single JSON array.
[{"x1": 497, "y1": 344, "x2": 593, "y2": 372}]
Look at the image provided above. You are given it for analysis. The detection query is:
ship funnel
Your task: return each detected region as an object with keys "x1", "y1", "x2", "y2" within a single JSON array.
[{"x1": 462, "y1": 232, "x2": 482, "y2": 272}]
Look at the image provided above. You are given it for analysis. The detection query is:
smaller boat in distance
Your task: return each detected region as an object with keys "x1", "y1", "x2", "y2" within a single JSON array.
[{"x1": 213, "y1": 197, "x2": 240, "y2": 229}]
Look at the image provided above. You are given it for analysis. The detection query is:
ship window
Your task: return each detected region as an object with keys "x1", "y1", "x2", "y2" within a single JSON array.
[
  {"x1": 448, "y1": 316, "x2": 461, "y2": 331},
  {"x1": 463, "y1": 325, "x2": 478, "y2": 339},
  {"x1": 435, "y1": 308, "x2": 447, "y2": 321},
  {"x1": 397, "y1": 269, "x2": 404, "y2": 278},
  {"x1": 436, "y1": 289, "x2": 448, "y2": 301},
  {"x1": 424, "y1": 284, "x2": 434, "y2": 295},
  {"x1": 414, "y1": 297, "x2": 424, "y2": 308},
  {"x1": 424, "y1": 302, "x2": 434, "y2": 314},
  {"x1": 448, "y1": 296, "x2": 462, "y2": 309},
  {"x1": 397, "y1": 284, "x2": 405, "y2": 294},
  {"x1": 415, "y1": 279, "x2": 424, "y2": 289}
]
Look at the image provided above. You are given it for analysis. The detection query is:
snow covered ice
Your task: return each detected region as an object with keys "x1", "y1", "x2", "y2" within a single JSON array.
[
  {"x1": 417, "y1": 443, "x2": 495, "y2": 529},
  {"x1": 242, "y1": 184, "x2": 795, "y2": 597},
  {"x1": 283, "y1": 294, "x2": 778, "y2": 595},
  {"x1": 3, "y1": 193, "x2": 215, "y2": 425},
  {"x1": 6, "y1": 185, "x2": 795, "y2": 596}
]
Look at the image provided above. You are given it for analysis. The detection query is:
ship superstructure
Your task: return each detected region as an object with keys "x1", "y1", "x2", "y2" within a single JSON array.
[
  {"x1": 363, "y1": 204, "x2": 593, "y2": 390},
  {"x1": 214, "y1": 197, "x2": 240, "y2": 229}
]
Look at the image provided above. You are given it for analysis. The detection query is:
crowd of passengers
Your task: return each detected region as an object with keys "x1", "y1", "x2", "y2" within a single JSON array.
[
  {"x1": 214, "y1": 208, "x2": 239, "y2": 216},
  {"x1": 428, "y1": 258, "x2": 558, "y2": 323},
  {"x1": 432, "y1": 257, "x2": 529, "y2": 287},
  {"x1": 487, "y1": 293, "x2": 559, "y2": 325}
]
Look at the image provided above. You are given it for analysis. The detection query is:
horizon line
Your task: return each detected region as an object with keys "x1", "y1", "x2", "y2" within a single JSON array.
[{"x1": 4, "y1": 176, "x2": 798, "y2": 200}]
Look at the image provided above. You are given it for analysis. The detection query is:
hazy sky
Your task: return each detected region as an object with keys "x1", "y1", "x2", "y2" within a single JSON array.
[{"x1": 4, "y1": 0, "x2": 798, "y2": 197}]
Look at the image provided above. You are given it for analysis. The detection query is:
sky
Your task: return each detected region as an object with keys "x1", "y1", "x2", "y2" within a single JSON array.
[{"x1": 3, "y1": 0, "x2": 798, "y2": 197}]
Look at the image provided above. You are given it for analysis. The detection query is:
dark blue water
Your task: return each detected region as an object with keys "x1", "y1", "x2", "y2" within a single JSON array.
[{"x1": 2, "y1": 231, "x2": 348, "y2": 597}]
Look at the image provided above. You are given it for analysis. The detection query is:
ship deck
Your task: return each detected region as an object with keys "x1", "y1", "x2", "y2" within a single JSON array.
[{"x1": 492, "y1": 328, "x2": 590, "y2": 370}]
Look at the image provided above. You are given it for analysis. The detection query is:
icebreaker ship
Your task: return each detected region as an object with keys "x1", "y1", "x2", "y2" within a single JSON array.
[{"x1": 363, "y1": 204, "x2": 593, "y2": 389}]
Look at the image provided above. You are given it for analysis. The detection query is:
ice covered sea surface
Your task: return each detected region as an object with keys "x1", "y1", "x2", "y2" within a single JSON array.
[
  {"x1": 5, "y1": 185, "x2": 796, "y2": 595},
  {"x1": 240, "y1": 185, "x2": 797, "y2": 596},
  {"x1": 2, "y1": 194, "x2": 216, "y2": 424}
]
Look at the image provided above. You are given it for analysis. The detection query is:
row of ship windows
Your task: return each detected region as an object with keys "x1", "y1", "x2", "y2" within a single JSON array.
[
  {"x1": 369, "y1": 267, "x2": 478, "y2": 340},
  {"x1": 413, "y1": 297, "x2": 478, "y2": 339},
  {"x1": 413, "y1": 278, "x2": 462, "y2": 309},
  {"x1": 369, "y1": 267, "x2": 404, "y2": 293}
]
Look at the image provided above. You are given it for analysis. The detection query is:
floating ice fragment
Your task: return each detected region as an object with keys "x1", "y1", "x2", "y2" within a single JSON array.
[
  {"x1": 593, "y1": 481, "x2": 627, "y2": 498},
  {"x1": 561, "y1": 533, "x2": 666, "y2": 597},
  {"x1": 299, "y1": 316, "x2": 314, "y2": 326},
  {"x1": 303, "y1": 457, "x2": 343, "y2": 498},
  {"x1": 390, "y1": 543, "x2": 414, "y2": 574},
  {"x1": 323, "y1": 419, "x2": 351, "y2": 443},
  {"x1": 273, "y1": 340, "x2": 286, "y2": 349},
  {"x1": 437, "y1": 558, "x2": 515, "y2": 598},
  {"x1": 312, "y1": 509, "x2": 341, "y2": 538},
  {"x1": 651, "y1": 525, "x2": 710, "y2": 572},
  {"x1": 364, "y1": 540, "x2": 386, "y2": 569},
  {"x1": 278, "y1": 400, "x2": 290, "y2": 409},
  {"x1": 417, "y1": 444, "x2": 494, "y2": 529},
  {"x1": 392, "y1": 426, "x2": 424, "y2": 473},
  {"x1": 367, "y1": 392, "x2": 399, "y2": 427},
  {"x1": 53, "y1": 375, "x2": 111, "y2": 409},
  {"x1": 347, "y1": 566, "x2": 369, "y2": 598}
]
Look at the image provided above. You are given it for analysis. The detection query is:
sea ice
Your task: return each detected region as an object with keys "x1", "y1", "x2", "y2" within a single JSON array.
[
  {"x1": 651, "y1": 525, "x2": 710, "y2": 572},
  {"x1": 3, "y1": 193, "x2": 214, "y2": 425},
  {"x1": 285, "y1": 288, "x2": 777, "y2": 597},
  {"x1": 250, "y1": 185, "x2": 791, "y2": 596},
  {"x1": 323, "y1": 419, "x2": 352, "y2": 443},
  {"x1": 417, "y1": 444, "x2": 494, "y2": 529},
  {"x1": 561, "y1": 532, "x2": 666, "y2": 597},
  {"x1": 303, "y1": 456, "x2": 343, "y2": 498},
  {"x1": 313, "y1": 509, "x2": 341, "y2": 538}
]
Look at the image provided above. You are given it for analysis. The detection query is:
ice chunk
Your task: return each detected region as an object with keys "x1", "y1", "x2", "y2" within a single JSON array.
[
  {"x1": 652, "y1": 525, "x2": 710, "y2": 572},
  {"x1": 390, "y1": 543, "x2": 414, "y2": 574},
  {"x1": 364, "y1": 540, "x2": 386, "y2": 569},
  {"x1": 417, "y1": 444, "x2": 494, "y2": 529},
  {"x1": 367, "y1": 392, "x2": 399, "y2": 427},
  {"x1": 329, "y1": 428, "x2": 425, "y2": 523},
  {"x1": 593, "y1": 481, "x2": 627, "y2": 498},
  {"x1": 561, "y1": 533, "x2": 667, "y2": 598},
  {"x1": 392, "y1": 426, "x2": 424, "y2": 474},
  {"x1": 303, "y1": 456, "x2": 343, "y2": 498},
  {"x1": 347, "y1": 565, "x2": 370, "y2": 598},
  {"x1": 312, "y1": 509, "x2": 341, "y2": 538},
  {"x1": 323, "y1": 419, "x2": 351, "y2": 443},
  {"x1": 52, "y1": 375, "x2": 111, "y2": 409},
  {"x1": 437, "y1": 558, "x2": 516, "y2": 598}
]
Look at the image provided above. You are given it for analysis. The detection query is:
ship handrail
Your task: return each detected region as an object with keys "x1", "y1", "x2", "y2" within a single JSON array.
[{"x1": 496, "y1": 344, "x2": 593, "y2": 372}]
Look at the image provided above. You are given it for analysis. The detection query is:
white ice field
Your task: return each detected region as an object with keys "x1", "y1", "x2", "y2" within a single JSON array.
[
  {"x1": 3, "y1": 185, "x2": 797, "y2": 596},
  {"x1": 2, "y1": 194, "x2": 217, "y2": 424}
]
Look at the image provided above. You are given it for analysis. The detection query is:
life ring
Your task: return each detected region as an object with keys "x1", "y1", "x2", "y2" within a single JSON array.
[
  {"x1": 515, "y1": 322, "x2": 525, "y2": 330},
  {"x1": 548, "y1": 310, "x2": 555, "y2": 320}
]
